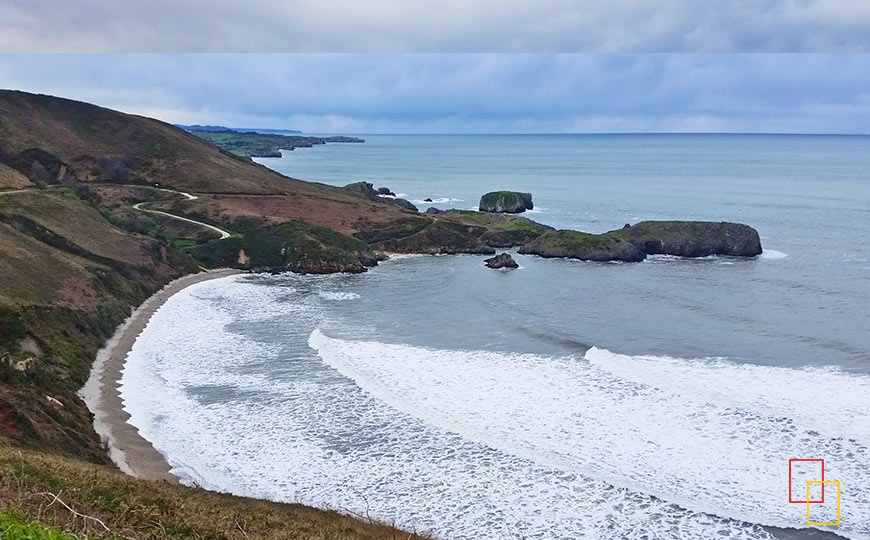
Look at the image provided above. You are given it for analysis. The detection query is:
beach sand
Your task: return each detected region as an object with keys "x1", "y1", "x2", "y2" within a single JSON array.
[{"x1": 79, "y1": 268, "x2": 241, "y2": 483}]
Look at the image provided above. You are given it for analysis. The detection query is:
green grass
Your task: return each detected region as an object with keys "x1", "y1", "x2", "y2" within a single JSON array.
[
  {"x1": 170, "y1": 238, "x2": 197, "y2": 250},
  {"x1": 0, "y1": 510, "x2": 88, "y2": 540}
]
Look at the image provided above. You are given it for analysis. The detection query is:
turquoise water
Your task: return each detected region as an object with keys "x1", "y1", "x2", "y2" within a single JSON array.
[{"x1": 122, "y1": 135, "x2": 870, "y2": 539}]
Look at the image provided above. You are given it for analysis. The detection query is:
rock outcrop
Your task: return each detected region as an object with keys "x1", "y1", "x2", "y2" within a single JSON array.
[
  {"x1": 479, "y1": 191, "x2": 533, "y2": 213},
  {"x1": 390, "y1": 198, "x2": 419, "y2": 212},
  {"x1": 342, "y1": 182, "x2": 417, "y2": 212},
  {"x1": 610, "y1": 221, "x2": 763, "y2": 257},
  {"x1": 518, "y1": 230, "x2": 646, "y2": 262},
  {"x1": 484, "y1": 253, "x2": 519, "y2": 269}
]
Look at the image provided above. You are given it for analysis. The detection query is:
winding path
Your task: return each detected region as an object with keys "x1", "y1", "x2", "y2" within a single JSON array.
[
  {"x1": 132, "y1": 188, "x2": 232, "y2": 240},
  {"x1": 1, "y1": 185, "x2": 233, "y2": 240}
]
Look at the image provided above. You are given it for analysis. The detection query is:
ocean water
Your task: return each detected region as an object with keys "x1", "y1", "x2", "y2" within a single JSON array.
[{"x1": 121, "y1": 135, "x2": 870, "y2": 539}]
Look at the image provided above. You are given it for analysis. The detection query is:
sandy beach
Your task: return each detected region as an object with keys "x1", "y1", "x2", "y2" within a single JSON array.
[{"x1": 79, "y1": 268, "x2": 241, "y2": 483}]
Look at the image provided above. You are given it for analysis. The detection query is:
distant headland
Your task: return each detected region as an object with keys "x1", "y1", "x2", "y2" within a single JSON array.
[{"x1": 177, "y1": 124, "x2": 364, "y2": 158}]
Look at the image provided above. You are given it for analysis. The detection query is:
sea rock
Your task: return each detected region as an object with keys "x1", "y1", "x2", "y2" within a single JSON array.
[
  {"x1": 424, "y1": 197, "x2": 433, "y2": 202},
  {"x1": 377, "y1": 186, "x2": 396, "y2": 196},
  {"x1": 484, "y1": 253, "x2": 519, "y2": 269},
  {"x1": 479, "y1": 191, "x2": 532, "y2": 213},
  {"x1": 611, "y1": 221, "x2": 763, "y2": 257},
  {"x1": 390, "y1": 198, "x2": 419, "y2": 212},
  {"x1": 518, "y1": 230, "x2": 646, "y2": 262},
  {"x1": 425, "y1": 207, "x2": 444, "y2": 214}
]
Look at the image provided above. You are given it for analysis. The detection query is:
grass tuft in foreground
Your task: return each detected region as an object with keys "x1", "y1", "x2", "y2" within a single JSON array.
[{"x1": 1, "y1": 509, "x2": 89, "y2": 540}]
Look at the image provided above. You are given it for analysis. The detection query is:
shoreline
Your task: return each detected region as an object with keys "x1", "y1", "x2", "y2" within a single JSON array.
[{"x1": 79, "y1": 268, "x2": 242, "y2": 483}]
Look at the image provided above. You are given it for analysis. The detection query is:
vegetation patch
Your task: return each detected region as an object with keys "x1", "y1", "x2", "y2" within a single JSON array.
[
  {"x1": 0, "y1": 510, "x2": 85, "y2": 540},
  {"x1": 192, "y1": 219, "x2": 377, "y2": 273}
]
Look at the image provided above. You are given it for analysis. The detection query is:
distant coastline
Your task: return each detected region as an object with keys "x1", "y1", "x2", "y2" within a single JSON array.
[{"x1": 179, "y1": 125, "x2": 364, "y2": 158}]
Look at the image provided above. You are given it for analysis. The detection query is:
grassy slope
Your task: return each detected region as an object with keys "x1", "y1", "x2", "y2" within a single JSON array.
[
  {"x1": 0, "y1": 163, "x2": 32, "y2": 190},
  {"x1": 0, "y1": 444, "x2": 431, "y2": 540},
  {"x1": 0, "y1": 189, "x2": 192, "y2": 463}
]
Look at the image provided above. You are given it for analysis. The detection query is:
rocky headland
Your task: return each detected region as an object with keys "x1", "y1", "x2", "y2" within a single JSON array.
[
  {"x1": 479, "y1": 190, "x2": 534, "y2": 213},
  {"x1": 187, "y1": 128, "x2": 364, "y2": 158}
]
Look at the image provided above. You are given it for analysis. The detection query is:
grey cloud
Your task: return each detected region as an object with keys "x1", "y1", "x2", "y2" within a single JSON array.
[
  {"x1": 2, "y1": 0, "x2": 870, "y2": 52},
  {"x1": 0, "y1": 54, "x2": 867, "y2": 133}
]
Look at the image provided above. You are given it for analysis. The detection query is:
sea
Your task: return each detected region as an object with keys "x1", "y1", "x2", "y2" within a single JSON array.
[{"x1": 120, "y1": 134, "x2": 870, "y2": 540}]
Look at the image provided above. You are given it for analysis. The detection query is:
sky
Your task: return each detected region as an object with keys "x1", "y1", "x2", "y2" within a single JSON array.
[
  {"x1": 2, "y1": 0, "x2": 870, "y2": 52},
  {"x1": 1, "y1": 54, "x2": 869, "y2": 134}
]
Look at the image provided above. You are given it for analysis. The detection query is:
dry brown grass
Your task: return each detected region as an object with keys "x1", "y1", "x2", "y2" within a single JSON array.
[
  {"x1": 0, "y1": 444, "x2": 434, "y2": 540},
  {"x1": 0, "y1": 163, "x2": 31, "y2": 190}
]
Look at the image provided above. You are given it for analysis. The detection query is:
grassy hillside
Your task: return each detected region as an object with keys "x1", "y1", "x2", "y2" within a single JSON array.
[
  {"x1": 0, "y1": 188, "x2": 192, "y2": 463},
  {"x1": 0, "y1": 444, "x2": 431, "y2": 540},
  {"x1": 0, "y1": 163, "x2": 31, "y2": 190}
]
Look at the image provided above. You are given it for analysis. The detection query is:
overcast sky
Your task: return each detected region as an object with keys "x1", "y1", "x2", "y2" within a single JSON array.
[
  {"x1": 2, "y1": 0, "x2": 870, "y2": 52},
  {"x1": 1, "y1": 54, "x2": 868, "y2": 134}
]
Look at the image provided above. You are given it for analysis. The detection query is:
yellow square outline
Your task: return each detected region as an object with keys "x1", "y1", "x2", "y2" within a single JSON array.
[{"x1": 807, "y1": 480, "x2": 840, "y2": 526}]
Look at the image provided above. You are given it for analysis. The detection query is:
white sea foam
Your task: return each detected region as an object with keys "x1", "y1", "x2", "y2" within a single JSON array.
[
  {"x1": 317, "y1": 291, "x2": 360, "y2": 301},
  {"x1": 120, "y1": 280, "x2": 870, "y2": 540},
  {"x1": 382, "y1": 253, "x2": 428, "y2": 261},
  {"x1": 411, "y1": 197, "x2": 464, "y2": 204},
  {"x1": 761, "y1": 249, "x2": 789, "y2": 259},
  {"x1": 310, "y1": 331, "x2": 870, "y2": 539}
]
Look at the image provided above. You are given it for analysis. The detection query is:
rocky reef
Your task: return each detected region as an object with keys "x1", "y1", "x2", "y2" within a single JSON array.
[
  {"x1": 519, "y1": 230, "x2": 647, "y2": 262},
  {"x1": 484, "y1": 253, "x2": 519, "y2": 269},
  {"x1": 610, "y1": 221, "x2": 763, "y2": 257},
  {"x1": 479, "y1": 191, "x2": 533, "y2": 213}
]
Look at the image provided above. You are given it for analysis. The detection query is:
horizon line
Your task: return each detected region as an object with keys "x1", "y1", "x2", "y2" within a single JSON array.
[{"x1": 293, "y1": 131, "x2": 870, "y2": 137}]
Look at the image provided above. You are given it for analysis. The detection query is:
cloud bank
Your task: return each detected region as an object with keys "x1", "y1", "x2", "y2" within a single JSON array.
[
  {"x1": 2, "y1": 0, "x2": 870, "y2": 52},
  {"x1": 1, "y1": 54, "x2": 868, "y2": 134}
]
